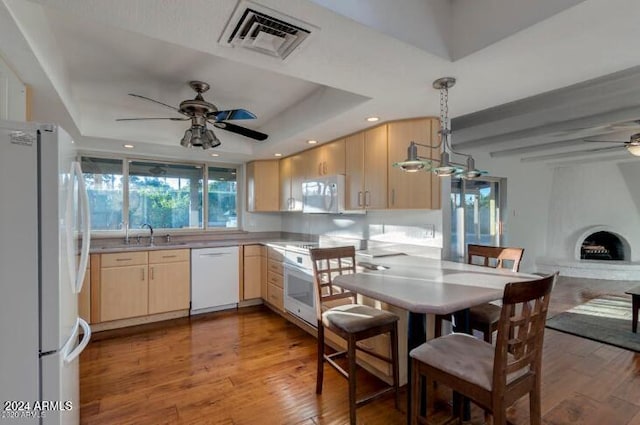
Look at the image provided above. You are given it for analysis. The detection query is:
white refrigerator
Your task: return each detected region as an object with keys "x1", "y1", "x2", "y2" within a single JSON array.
[{"x1": 0, "y1": 120, "x2": 91, "y2": 425}]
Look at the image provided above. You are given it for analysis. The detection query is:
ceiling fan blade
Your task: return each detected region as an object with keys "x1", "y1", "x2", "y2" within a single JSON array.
[
  {"x1": 116, "y1": 117, "x2": 189, "y2": 121},
  {"x1": 128, "y1": 93, "x2": 187, "y2": 115},
  {"x1": 583, "y1": 139, "x2": 626, "y2": 143},
  {"x1": 212, "y1": 121, "x2": 268, "y2": 141},
  {"x1": 209, "y1": 109, "x2": 257, "y2": 121}
]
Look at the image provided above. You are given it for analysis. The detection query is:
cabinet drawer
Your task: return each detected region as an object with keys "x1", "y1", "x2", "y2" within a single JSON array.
[
  {"x1": 148, "y1": 249, "x2": 189, "y2": 264},
  {"x1": 267, "y1": 270, "x2": 283, "y2": 288},
  {"x1": 267, "y1": 259, "x2": 283, "y2": 275},
  {"x1": 266, "y1": 283, "x2": 284, "y2": 311},
  {"x1": 101, "y1": 251, "x2": 148, "y2": 267},
  {"x1": 267, "y1": 247, "x2": 284, "y2": 262},
  {"x1": 244, "y1": 244, "x2": 263, "y2": 257}
]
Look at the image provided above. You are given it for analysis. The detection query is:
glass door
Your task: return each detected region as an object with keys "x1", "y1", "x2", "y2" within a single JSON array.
[{"x1": 450, "y1": 177, "x2": 506, "y2": 262}]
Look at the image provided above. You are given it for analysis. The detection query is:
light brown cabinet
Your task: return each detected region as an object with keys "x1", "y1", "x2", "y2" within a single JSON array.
[
  {"x1": 306, "y1": 139, "x2": 346, "y2": 178},
  {"x1": 95, "y1": 249, "x2": 190, "y2": 323},
  {"x1": 242, "y1": 244, "x2": 264, "y2": 300},
  {"x1": 345, "y1": 125, "x2": 388, "y2": 210},
  {"x1": 279, "y1": 154, "x2": 305, "y2": 211},
  {"x1": 148, "y1": 249, "x2": 190, "y2": 314},
  {"x1": 99, "y1": 251, "x2": 149, "y2": 322},
  {"x1": 246, "y1": 160, "x2": 280, "y2": 212},
  {"x1": 265, "y1": 247, "x2": 284, "y2": 311},
  {"x1": 387, "y1": 118, "x2": 441, "y2": 209}
]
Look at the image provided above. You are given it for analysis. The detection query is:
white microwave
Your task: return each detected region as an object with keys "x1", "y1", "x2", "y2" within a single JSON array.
[{"x1": 302, "y1": 174, "x2": 346, "y2": 214}]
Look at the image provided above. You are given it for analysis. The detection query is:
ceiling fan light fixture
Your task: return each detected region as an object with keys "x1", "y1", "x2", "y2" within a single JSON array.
[
  {"x1": 626, "y1": 142, "x2": 640, "y2": 156},
  {"x1": 180, "y1": 129, "x2": 193, "y2": 148}
]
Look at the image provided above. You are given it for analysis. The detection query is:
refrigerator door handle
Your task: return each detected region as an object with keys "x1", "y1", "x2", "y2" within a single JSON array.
[
  {"x1": 62, "y1": 317, "x2": 91, "y2": 365},
  {"x1": 65, "y1": 161, "x2": 91, "y2": 294},
  {"x1": 75, "y1": 161, "x2": 91, "y2": 294}
]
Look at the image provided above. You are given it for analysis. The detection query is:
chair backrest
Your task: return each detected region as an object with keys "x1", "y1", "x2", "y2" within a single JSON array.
[
  {"x1": 309, "y1": 246, "x2": 357, "y2": 321},
  {"x1": 467, "y1": 244, "x2": 525, "y2": 272},
  {"x1": 492, "y1": 272, "x2": 556, "y2": 393}
]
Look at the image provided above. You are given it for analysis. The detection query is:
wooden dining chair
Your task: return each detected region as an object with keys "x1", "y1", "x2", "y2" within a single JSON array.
[
  {"x1": 435, "y1": 244, "x2": 525, "y2": 342},
  {"x1": 310, "y1": 246, "x2": 400, "y2": 425},
  {"x1": 411, "y1": 273, "x2": 556, "y2": 425}
]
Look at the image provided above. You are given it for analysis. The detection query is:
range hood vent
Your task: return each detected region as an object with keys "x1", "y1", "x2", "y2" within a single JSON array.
[{"x1": 221, "y1": 1, "x2": 315, "y2": 60}]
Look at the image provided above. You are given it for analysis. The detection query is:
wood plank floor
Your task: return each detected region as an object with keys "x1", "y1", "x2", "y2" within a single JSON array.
[{"x1": 80, "y1": 277, "x2": 640, "y2": 425}]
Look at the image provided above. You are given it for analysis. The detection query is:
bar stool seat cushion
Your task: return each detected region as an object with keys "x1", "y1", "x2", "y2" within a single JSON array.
[{"x1": 323, "y1": 304, "x2": 398, "y2": 333}]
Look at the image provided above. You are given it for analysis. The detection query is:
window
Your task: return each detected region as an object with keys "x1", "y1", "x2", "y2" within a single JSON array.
[
  {"x1": 207, "y1": 166, "x2": 237, "y2": 228},
  {"x1": 81, "y1": 157, "x2": 124, "y2": 230},
  {"x1": 128, "y1": 161, "x2": 203, "y2": 229},
  {"x1": 81, "y1": 156, "x2": 239, "y2": 232}
]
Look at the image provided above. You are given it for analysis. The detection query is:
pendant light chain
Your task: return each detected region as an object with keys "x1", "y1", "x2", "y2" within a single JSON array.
[{"x1": 439, "y1": 84, "x2": 451, "y2": 150}]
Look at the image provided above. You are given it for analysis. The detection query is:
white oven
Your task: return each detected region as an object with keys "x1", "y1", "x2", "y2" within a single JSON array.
[{"x1": 283, "y1": 249, "x2": 317, "y2": 326}]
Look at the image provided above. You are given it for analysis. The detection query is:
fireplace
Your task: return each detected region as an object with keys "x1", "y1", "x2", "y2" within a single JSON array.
[{"x1": 580, "y1": 231, "x2": 625, "y2": 261}]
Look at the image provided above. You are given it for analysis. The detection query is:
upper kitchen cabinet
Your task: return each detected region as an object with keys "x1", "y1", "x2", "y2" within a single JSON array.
[
  {"x1": 387, "y1": 118, "x2": 441, "y2": 209},
  {"x1": 246, "y1": 160, "x2": 280, "y2": 212},
  {"x1": 279, "y1": 154, "x2": 306, "y2": 211},
  {"x1": 345, "y1": 125, "x2": 388, "y2": 210},
  {"x1": 306, "y1": 139, "x2": 346, "y2": 178}
]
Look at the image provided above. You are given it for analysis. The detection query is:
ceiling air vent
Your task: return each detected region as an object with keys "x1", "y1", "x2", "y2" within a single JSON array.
[{"x1": 221, "y1": 2, "x2": 315, "y2": 60}]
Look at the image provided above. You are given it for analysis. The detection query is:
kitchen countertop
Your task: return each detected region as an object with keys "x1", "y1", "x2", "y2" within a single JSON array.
[{"x1": 90, "y1": 237, "x2": 316, "y2": 254}]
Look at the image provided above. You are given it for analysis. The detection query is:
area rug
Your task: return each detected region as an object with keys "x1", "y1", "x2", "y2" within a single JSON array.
[{"x1": 546, "y1": 294, "x2": 640, "y2": 352}]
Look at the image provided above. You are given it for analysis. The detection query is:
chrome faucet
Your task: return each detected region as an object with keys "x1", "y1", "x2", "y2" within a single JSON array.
[
  {"x1": 141, "y1": 223, "x2": 154, "y2": 245},
  {"x1": 122, "y1": 221, "x2": 130, "y2": 244}
]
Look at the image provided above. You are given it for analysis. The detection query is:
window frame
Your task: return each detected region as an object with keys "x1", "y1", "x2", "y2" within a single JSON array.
[{"x1": 79, "y1": 152, "x2": 243, "y2": 237}]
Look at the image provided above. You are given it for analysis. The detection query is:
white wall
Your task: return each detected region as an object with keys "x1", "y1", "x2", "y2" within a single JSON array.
[
  {"x1": 478, "y1": 153, "x2": 640, "y2": 272},
  {"x1": 0, "y1": 54, "x2": 26, "y2": 121},
  {"x1": 473, "y1": 153, "x2": 554, "y2": 272}
]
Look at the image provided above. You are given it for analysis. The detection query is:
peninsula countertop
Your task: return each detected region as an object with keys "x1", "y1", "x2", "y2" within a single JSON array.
[{"x1": 342, "y1": 255, "x2": 540, "y2": 315}]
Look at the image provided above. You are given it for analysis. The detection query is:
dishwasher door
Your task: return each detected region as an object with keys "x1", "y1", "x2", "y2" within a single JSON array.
[{"x1": 191, "y1": 246, "x2": 239, "y2": 314}]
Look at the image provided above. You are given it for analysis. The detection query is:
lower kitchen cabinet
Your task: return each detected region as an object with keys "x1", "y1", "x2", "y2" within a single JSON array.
[
  {"x1": 100, "y1": 262, "x2": 149, "y2": 322},
  {"x1": 265, "y1": 247, "x2": 284, "y2": 311},
  {"x1": 94, "y1": 249, "x2": 190, "y2": 323},
  {"x1": 78, "y1": 259, "x2": 91, "y2": 323},
  {"x1": 242, "y1": 244, "x2": 263, "y2": 300},
  {"x1": 148, "y1": 249, "x2": 190, "y2": 314}
]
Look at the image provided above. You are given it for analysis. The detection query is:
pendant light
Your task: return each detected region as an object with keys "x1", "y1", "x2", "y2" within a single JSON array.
[{"x1": 393, "y1": 77, "x2": 486, "y2": 179}]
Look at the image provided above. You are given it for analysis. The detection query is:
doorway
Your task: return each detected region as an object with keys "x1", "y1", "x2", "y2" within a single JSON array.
[{"x1": 449, "y1": 176, "x2": 507, "y2": 262}]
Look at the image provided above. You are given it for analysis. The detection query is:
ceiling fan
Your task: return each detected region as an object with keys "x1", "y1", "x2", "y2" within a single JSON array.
[
  {"x1": 117, "y1": 81, "x2": 268, "y2": 149},
  {"x1": 582, "y1": 133, "x2": 640, "y2": 156}
]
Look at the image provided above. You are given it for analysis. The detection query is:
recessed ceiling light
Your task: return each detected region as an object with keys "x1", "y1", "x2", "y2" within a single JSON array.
[
  {"x1": 210, "y1": 153, "x2": 220, "y2": 157},
  {"x1": 123, "y1": 144, "x2": 134, "y2": 149},
  {"x1": 366, "y1": 116, "x2": 380, "y2": 122},
  {"x1": 307, "y1": 140, "x2": 318, "y2": 144},
  {"x1": 274, "y1": 153, "x2": 283, "y2": 157}
]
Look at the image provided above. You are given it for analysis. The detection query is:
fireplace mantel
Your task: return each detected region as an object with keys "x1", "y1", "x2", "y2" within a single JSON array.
[{"x1": 536, "y1": 257, "x2": 640, "y2": 280}]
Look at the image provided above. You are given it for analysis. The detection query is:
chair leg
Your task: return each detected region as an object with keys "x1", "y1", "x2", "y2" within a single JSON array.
[
  {"x1": 483, "y1": 323, "x2": 493, "y2": 343},
  {"x1": 434, "y1": 315, "x2": 443, "y2": 338},
  {"x1": 410, "y1": 359, "x2": 421, "y2": 425},
  {"x1": 390, "y1": 324, "x2": 400, "y2": 410},
  {"x1": 530, "y1": 374, "x2": 542, "y2": 425},
  {"x1": 492, "y1": 401, "x2": 506, "y2": 425},
  {"x1": 348, "y1": 334, "x2": 357, "y2": 425},
  {"x1": 316, "y1": 324, "x2": 324, "y2": 395}
]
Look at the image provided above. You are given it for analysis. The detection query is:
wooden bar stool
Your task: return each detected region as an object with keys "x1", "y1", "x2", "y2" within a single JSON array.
[
  {"x1": 411, "y1": 273, "x2": 556, "y2": 425},
  {"x1": 435, "y1": 244, "x2": 525, "y2": 342},
  {"x1": 310, "y1": 246, "x2": 400, "y2": 425}
]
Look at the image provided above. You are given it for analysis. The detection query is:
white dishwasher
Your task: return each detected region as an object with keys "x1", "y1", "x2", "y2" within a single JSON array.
[{"x1": 191, "y1": 246, "x2": 239, "y2": 314}]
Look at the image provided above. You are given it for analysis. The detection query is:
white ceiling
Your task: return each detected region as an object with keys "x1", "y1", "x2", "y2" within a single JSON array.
[{"x1": 2, "y1": 0, "x2": 640, "y2": 165}]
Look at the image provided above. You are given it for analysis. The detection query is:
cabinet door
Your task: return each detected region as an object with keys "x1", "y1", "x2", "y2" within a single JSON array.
[
  {"x1": 388, "y1": 118, "x2": 435, "y2": 209},
  {"x1": 243, "y1": 245, "x2": 263, "y2": 300},
  {"x1": 78, "y1": 263, "x2": 91, "y2": 323},
  {"x1": 279, "y1": 156, "x2": 293, "y2": 211},
  {"x1": 345, "y1": 132, "x2": 365, "y2": 209},
  {"x1": 290, "y1": 153, "x2": 306, "y2": 210},
  {"x1": 323, "y1": 139, "x2": 346, "y2": 176},
  {"x1": 364, "y1": 125, "x2": 388, "y2": 209},
  {"x1": 148, "y1": 261, "x2": 190, "y2": 314},
  {"x1": 100, "y1": 265, "x2": 148, "y2": 321},
  {"x1": 246, "y1": 160, "x2": 280, "y2": 212}
]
